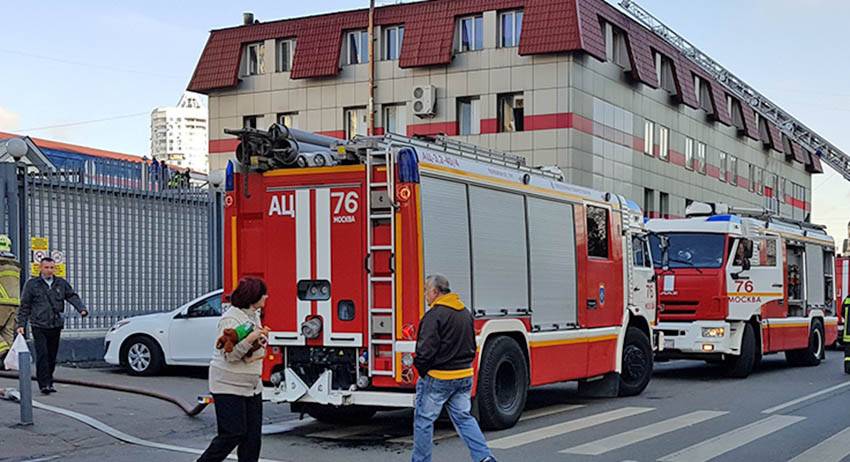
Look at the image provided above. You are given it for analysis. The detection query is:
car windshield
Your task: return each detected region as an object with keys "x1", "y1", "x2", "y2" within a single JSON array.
[{"x1": 649, "y1": 233, "x2": 726, "y2": 269}]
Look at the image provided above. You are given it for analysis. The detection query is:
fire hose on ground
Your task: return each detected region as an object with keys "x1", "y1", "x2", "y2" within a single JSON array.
[{"x1": 0, "y1": 370, "x2": 212, "y2": 416}]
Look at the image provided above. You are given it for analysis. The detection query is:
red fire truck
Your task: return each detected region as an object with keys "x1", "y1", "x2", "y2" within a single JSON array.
[
  {"x1": 222, "y1": 126, "x2": 658, "y2": 429},
  {"x1": 648, "y1": 203, "x2": 839, "y2": 378}
]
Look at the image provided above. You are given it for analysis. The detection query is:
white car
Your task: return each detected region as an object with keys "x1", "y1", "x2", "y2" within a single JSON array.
[{"x1": 104, "y1": 289, "x2": 223, "y2": 376}]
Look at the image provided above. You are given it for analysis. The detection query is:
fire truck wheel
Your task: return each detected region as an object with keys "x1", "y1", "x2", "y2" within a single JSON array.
[
  {"x1": 724, "y1": 323, "x2": 755, "y2": 378},
  {"x1": 302, "y1": 404, "x2": 377, "y2": 425},
  {"x1": 475, "y1": 336, "x2": 529, "y2": 430},
  {"x1": 618, "y1": 327, "x2": 653, "y2": 397},
  {"x1": 786, "y1": 320, "x2": 824, "y2": 367}
]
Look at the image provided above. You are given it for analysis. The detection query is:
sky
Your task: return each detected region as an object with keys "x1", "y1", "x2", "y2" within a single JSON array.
[{"x1": 1, "y1": 0, "x2": 848, "y2": 244}]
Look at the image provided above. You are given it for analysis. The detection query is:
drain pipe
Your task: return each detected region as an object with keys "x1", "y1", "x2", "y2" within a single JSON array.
[{"x1": 0, "y1": 371, "x2": 211, "y2": 416}]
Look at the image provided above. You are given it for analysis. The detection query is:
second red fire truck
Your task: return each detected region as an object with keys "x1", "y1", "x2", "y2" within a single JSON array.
[
  {"x1": 648, "y1": 203, "x2": 838, "y2": 378},
  {"x1": 222, "y1": 125, "x2": 659, "y2": 429}
]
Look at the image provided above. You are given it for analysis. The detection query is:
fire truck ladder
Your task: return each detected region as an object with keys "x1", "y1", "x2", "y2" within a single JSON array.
[
  {"x1": 365, "y1": 142, "x2": 398, "y2": 378},
  {"x1": 619, "y1": 0, "x2": 850, "y2": 182}
]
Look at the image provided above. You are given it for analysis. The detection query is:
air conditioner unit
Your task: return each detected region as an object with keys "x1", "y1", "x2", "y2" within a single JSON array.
[{"x1": 412, "y1": 85, "x2": 436, "y2": 118}]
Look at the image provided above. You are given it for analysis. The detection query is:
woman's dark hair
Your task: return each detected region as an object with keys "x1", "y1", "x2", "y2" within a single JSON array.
[{"x1": 230, "y1": 277, "x2": 267, "y2": 309}]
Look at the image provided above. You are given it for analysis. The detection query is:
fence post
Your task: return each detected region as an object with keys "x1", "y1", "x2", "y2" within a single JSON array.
[{"x1": 18, "y1": 350, "x2": 33, "y2": 426}]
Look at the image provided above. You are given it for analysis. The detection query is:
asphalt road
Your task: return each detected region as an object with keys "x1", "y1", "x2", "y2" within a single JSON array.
[{"x1": 3, "y1": 350, "x2": 850, "y2": 462}]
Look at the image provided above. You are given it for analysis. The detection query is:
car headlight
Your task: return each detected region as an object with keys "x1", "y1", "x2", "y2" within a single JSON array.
[
  {"x1": 702, "y1": 327, "x2": 725, "y2": 338},
  {"x1": 109, "y1": 320, "x2": 131, "y2": 333}
]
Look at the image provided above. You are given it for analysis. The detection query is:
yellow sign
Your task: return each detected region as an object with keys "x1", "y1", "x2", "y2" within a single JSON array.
[
  {"x1": 31, "y1": 237, "x2": 49, "y2": 251},
  {"x1": 30, "y1": 262, "x2": 66, "y2": 278}
]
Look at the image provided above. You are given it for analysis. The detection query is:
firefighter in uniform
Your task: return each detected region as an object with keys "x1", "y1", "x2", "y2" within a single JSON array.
[
  {"x1": 0, "y1": 235, "x2": 21, "y2": 368},
  {"x1": 843, "y1": 295, "x2": 850, "y2": 374}
]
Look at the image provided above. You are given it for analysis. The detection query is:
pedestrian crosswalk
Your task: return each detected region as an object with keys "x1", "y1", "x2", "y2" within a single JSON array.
[{"x1": 281, "y1": 400, "x2": 850, "y2": 461}]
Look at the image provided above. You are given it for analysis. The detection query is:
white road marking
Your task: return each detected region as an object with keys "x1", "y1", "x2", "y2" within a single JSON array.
[
  {"x1": 762, "y1": 382, "x2": 850, "y2": 414},
  {"x1": 489, "y1": 407, "x2": 654, "y2": 450},
  {"x1": 657, "y1": 415, "x2": 805, "y2": 462},
  {"x1": 386, "y1": 403, "x2": 586, "y2": 445},
  {"x1": 787, "y1": 426, "x2": 850, "y2": 462},
  {"x1": 262, "y1": 418, "x2": 317, "y2": 435},
  {"x1": 561, "y1": 410, "x2": 727, "y2": 456}
]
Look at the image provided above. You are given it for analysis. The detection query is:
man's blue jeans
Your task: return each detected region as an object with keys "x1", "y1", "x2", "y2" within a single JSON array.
[{"x1": 412, "y1": 375, "x2": 493, "y2": 462}]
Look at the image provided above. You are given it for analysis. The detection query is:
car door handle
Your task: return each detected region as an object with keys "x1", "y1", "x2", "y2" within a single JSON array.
[
  {"x1": 771, "y1": 283, "x2": 783, "y2": 288},
  {"x1": 587, "y1": 299, "x2": 598, "y2": 309}
]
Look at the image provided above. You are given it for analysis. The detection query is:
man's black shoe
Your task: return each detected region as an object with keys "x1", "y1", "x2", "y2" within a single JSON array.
[
  {"x1": 40, "y1": 387, "x2": 52, "y2": 395},
  {"x1": 47, "y1": 386, "x2": 57, "y2": 393}
]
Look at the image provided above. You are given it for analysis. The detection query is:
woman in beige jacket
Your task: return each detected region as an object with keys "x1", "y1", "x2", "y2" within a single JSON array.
[{"x1": 198, "y1": 277, "x2": 269, "y2": 462}]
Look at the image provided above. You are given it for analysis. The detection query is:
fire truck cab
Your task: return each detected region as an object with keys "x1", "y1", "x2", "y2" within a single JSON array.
[
  {"x1": 648, "y1": 202, "x2": 838, "y2": 378},
  {"x1": 223, "y1": 125, "x2": 659, "y2": 429}
]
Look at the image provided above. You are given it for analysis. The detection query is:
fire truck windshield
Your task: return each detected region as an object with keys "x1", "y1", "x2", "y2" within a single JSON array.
[{"x1": 650, "y1": 233, "x2": 726, "y2": 269}]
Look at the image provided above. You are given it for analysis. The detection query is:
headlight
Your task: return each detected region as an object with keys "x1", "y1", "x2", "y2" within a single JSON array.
[
  {"x1": 109, "y1": 320, "x2": 131, "y2": 333},
  {"x1": 702, "y1": 327, "x2": 725, "y2": 338}
]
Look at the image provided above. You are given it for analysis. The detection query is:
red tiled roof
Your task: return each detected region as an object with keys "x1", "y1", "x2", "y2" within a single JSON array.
[
  {"x1": 791, "y1": 141, "x2": 808, "y2": 164},
  {"x1": 0, "y1": 132, "x2": 143, "y2": 163},
  {"x1": 768, "y1": 123, "x2": 784, "y2": 153},
  {"x1": 739, "y1": 102, "x2": 760, "y2": 140}
]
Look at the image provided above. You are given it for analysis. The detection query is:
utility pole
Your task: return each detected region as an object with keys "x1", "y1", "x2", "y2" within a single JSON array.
[{"x1": 367, "y1": 0, "x2": 376, "y2": 136}]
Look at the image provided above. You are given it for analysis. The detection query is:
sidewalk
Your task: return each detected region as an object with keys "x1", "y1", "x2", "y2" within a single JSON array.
[{"x1": 0, "y1": 366, "x2": 297, "y2": 461}]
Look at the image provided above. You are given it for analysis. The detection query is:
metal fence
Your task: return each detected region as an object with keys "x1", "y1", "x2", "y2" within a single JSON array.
[{"x1": 20, "y1": 170, "x2": 222, "y2": 331}]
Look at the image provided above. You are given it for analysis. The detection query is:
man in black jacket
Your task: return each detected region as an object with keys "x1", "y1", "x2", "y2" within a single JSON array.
[
  {"x1": 16, "y1": 258, "x2": 87, "y2": 394},
  {"x1": 412, "y1": 274, "x2": 495, "y2": 462}
]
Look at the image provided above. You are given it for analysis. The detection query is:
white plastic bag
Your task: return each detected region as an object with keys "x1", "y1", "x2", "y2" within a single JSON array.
[{"x1": 3, "y1": 334, "x2": 29, "y2": 371}]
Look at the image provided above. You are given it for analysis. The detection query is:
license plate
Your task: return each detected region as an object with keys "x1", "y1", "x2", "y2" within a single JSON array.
[{"x1": 664, "y1": 338, "x2": 674, "y2": 349}]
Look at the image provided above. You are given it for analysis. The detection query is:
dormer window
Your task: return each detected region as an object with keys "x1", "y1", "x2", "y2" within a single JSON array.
[
  {"x1": 346, "y1": 30, "x2": 369, "y2": 65},
  {"x1": 241, "y1": 42, "x2": 265, "y2": 76},
  {"x1": 276, "y1": 39, "x2": 295, "y2": 72},
  {"x1": 694, "y1": 75, "x2": 715, "y2": 115},
  {"x1": 457, "y1": 15, "x2": 484, "y2": 52},
  {"x1": 603, "y1": 22, "x2": 631, "y2": 70},
  {"x1": 499, "y1": 10, "x2": 523, "y2": 48},
  {"x1": 383, "y1": 26, "x2": 404, "y2": 60},
  {"x1": 653, "y1": 51, "x2": 677, "y2": 95},
  {"x1": 726, "y1": 95, "x2": 746, "y2": 133}
]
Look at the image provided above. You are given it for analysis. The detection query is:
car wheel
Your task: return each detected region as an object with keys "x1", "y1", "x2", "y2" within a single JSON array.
[
  {"x1": 122, "y1": 336, "x2": 164, "y2": 376},
  {"x1": 475, "y1": 336, "x2": 529, "y2": 430}
]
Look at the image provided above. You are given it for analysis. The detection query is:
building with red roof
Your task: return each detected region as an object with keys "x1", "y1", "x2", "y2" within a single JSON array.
[{"x1": 189, "y1": 0, "x2": 821, "y2": 220}]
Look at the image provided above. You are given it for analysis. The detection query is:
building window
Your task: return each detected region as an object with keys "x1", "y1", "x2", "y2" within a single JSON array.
[
  {"x1": 757, "y1": 168, "x2": 764, "y2": 196},
  {"x1": 643, "y1": 120, "x2": 655, "y2": 156},
  {"x1": 346, "y1": 30, "x2": 369, "y2": 65},
  {"x1": 644, "y1": 188, "x2": 655, "y2": 218},
  {"x1": 654, "y1": 51, "x2": 677, "y2": 95},
  {"x1": 658, "y1": 126, "x2": 669, "y2": 161},
  {"x1": 727, "y1": 95, "x2": 746, "y2": 132},
  {"x1": 586, "y1": 206, "x2": 610, "y2": 259},
  {"x1": 660, "y1": 192, "x2": 669, "y2": 219},
  {"x1": 457, "y1": 97, "x2": 481, "y2": 135},
  {"x1": 697, "y1": 142, "x2": 706, "y2": 174},
  {"x1": 383, "y1": 26, "x2": 404, "y2": 60},
  {"x1": 782, "y1": 135, "x2": 795, "y2": 162},
  {"x1": 603, "y1": 22, "x2": 631, "y2": 70},
  {"x1": 757, "y1": 114, "x2": 772, "y2": 148},
  {"x1": 749, "y1": 164, "x2": 756, "y2": 193},
  {"x1": 729, "y1": 156, "x2": 738, "y2": 185},
  {"x1": 684, "y1": 137, "x2": 694, "y2": 170},
  {"x1": 243, "y1": 115, "x2": 260, "y2": 129},
  {"x1": 382, "y1": 103, "x2": 406, "y2": 135},
  {"x1": 277, "y1": 112, "x2": 298, "y2": 129},
  {"x1": 276, "y1": 39, "x2": 295, "y2": 72},
  {"x1": 345, "y1": 107, "x2": 367, "y2": 140},
  {"x1": 499, "y1": 10, "x2": 523, "y2": 48},
  {"x1": 497, "y1": 93, "x2": 524, "y2": 133},
  {"x1": 457, "y1": 15, "x2": 484, "y2": 52},
  {"x1": 242, "y1": 42, "x2": 265, "y2": 76},
  {"x1": 719, "y1": 151, "x2": 727, "y2": 182},
  {"x1": 694, "y1": 75, "x2": 715, "y2": 115}
]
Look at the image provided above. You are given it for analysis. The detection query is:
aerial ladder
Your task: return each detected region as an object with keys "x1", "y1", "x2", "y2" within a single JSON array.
[{"x1": 620, "y1": 0, "x2": 850, "y2": 182}]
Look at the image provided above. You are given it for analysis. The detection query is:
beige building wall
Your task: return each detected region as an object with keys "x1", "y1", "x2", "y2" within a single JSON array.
[{"x1": 207, "y1": 8, "x2": 812, "y2": 220}]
